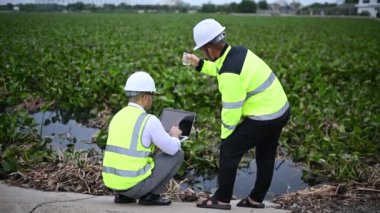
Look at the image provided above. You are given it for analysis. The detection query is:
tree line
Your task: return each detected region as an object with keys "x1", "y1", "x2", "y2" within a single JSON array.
[
  {"x1": 0, "y1": 0, "x2": 362, "y2": 16},
  {"x1": 0, "y1": 0, "x2": 267, "y2": 13},
  {"x1": 200, "y1": 0, "x2": 265, "y2": 13}
]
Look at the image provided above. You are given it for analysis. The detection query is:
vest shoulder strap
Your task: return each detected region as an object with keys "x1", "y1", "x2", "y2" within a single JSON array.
[{"x1": 219, "y1": 46, "x2": 247, "y2": 75}]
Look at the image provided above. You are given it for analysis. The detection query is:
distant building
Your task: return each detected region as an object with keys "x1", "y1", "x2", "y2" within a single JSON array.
[{"x1": 356, "y1": 0, "x2": 380, "y2": 17}]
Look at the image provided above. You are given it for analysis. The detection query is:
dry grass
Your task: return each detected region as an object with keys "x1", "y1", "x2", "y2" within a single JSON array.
[
  {"x1": 6, "y1": 149, "x2": 208, "y2": 201},
  {"x1": 164, "y1": 179, "x2": 210, "y2": 202},
  {"x1": 6, "y1": 146, "x2": 379, "y2": 210},
  {"x1": 86, "y1": 106, "x2": 112, "y2": 129},
  {"x1": 273, "y1": 164, "x2": 380, "y2": 212},
  {"x1": 13, "y1": 97, "x2": 56, "y2": 113},
  {"x1": 7, "y1": 149, "x2": 111, "y2": 195}
]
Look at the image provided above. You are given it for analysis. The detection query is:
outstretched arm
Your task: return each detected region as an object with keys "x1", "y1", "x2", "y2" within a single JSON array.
[{"x1": 187, "y1": 54, "x2": 218, "y2": 77}]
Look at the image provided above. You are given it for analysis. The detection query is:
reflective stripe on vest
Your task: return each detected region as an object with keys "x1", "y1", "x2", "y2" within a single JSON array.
[
  {"x1": 246, "y1": 72, "x2": 276, "y2": 100},
  {"x1": 222, "y1": 122, "x2": 237, "y2": 130},
  {"x1": 249, "y1": 101, "x2": 289, "y2": 121},
  {"x1": 130, "y1": 112, "x2": 149, "y2": 150},
  {"x1": 103, "y1": 163, "x2": 152, "y2": 178},
  {"x1": 222, "y1": 100, "x2": 244, "y2": 109},
  {"x1": 105, "y1": 144, "x2": 150, "y2": 158}
]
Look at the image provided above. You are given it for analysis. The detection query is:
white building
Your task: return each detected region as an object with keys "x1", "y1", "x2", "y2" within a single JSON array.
[{"x1": 356, "y1": 0, "x2": 380, "y2": 17}]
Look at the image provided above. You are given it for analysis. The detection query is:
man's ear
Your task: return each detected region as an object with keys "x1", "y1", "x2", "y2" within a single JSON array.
[
  {"x1": 142, "y1": 94, "x2": 148, "y2": 102},
  {"x1": 207, "y1": 47, "x2": 215, "y2": 60}
]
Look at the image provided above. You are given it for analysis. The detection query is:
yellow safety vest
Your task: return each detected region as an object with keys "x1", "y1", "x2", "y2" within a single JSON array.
[
  {"x1": 199, "y1": 45, "x2": 289, "y2": 139},
  {"x1": 102, "y1": 105, "x2": 155, "y2": 190}
]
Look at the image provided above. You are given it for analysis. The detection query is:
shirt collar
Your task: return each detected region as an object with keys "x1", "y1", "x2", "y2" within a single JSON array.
[{"x1": 128, "y1": 102, "x2": 146, "y2": 112}]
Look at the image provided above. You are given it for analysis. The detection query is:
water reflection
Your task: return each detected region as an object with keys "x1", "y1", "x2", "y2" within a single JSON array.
[
  {"x1": 184, "y1": 159, "x2": 308, "y2": 200},
  {"x1": 32, "y1": 111, "x2": 100, "y2": 152}
]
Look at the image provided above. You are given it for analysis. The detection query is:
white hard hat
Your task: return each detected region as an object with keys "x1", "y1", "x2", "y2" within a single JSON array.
[
  {"x1": 124, "y1": 71, "x2": 157, "y2": 94},
  {"x1": 193, "y1": 18, "x2": 226, "y2": 51}
]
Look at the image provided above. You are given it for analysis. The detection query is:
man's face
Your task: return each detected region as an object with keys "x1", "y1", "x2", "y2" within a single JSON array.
[{"x1": 200, "y1": 46, "x2": 213, "y2": 61}]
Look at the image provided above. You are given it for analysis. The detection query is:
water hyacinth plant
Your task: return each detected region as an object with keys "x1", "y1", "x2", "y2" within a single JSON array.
[{"x1": 0, "y1": 13, "x2": 379, "y2": 185}]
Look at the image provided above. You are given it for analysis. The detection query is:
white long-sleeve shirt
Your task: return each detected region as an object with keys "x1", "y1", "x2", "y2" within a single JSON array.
[{"x1": 129, "y1": 103, "x2": 181, "y2": 155}]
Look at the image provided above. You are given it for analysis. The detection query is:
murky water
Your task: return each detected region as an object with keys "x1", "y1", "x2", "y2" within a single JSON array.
[
  {"x1": 184, "y1": 159, "x2": 308, "y2": 200},
  {"x1": 32, "y1": 111, "x2": 101, "y2": 152},
  {"x1": 32, "y1": 111, "x2": 308, "y2": 199}
]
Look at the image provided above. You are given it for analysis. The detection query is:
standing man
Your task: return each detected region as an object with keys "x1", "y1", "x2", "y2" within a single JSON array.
[
  {"x1": 102, "y1": 71, "x2": 184, "y2": 206},
  {"x1": 185, "y1": 19, "x2": 290, "y2": 210}
]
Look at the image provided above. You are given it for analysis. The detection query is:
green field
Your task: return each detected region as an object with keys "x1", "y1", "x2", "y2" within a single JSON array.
[{"x1": 1, "y1": 13, "x2": 379, "y2": 183}]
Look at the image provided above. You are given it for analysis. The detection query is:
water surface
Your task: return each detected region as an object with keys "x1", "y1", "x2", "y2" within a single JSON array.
[
  {"x1": 32, "y1": 110, "x2": 308, "y2": 199},
  {"x1": 184, "y1": 158, "x2": 308, "y2": 200},
  {"x1": 32, "y1": 111, "x2": 100, "y2": 152}
]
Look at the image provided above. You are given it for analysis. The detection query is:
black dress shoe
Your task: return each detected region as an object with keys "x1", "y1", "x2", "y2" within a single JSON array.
[
  {"x1": 138, "y1": 193, "x2": 172, "y2": 206},
  {"x1": 114, "y1": 194, "x2": 136, "y2": 204}
]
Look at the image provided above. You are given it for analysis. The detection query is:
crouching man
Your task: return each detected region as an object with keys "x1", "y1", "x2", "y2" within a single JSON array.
[{"x1": 102, "y1": 71, "x2": 184, "y2": 205}]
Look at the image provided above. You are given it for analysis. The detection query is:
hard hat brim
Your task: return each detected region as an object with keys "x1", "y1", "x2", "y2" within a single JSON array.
[
  {"x1": 124, "y1": 90, "x2": 159, "y2": 95},
  {"x1": 193, "y1": 27, "x2": 225, "y2": 51},
  {"x1": 144, "y1": 91, "x2": 160, "y2": 96}
]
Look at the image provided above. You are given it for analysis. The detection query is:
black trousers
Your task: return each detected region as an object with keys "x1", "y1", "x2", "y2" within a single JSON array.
[{"x1": 213, "y1": 108, "x2": 290, "y2": 203}]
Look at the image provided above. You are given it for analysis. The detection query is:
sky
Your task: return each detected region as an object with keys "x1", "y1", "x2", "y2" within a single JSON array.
[{"x1": 0, "y1": 0, "x2": 339, "y2": 7}]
